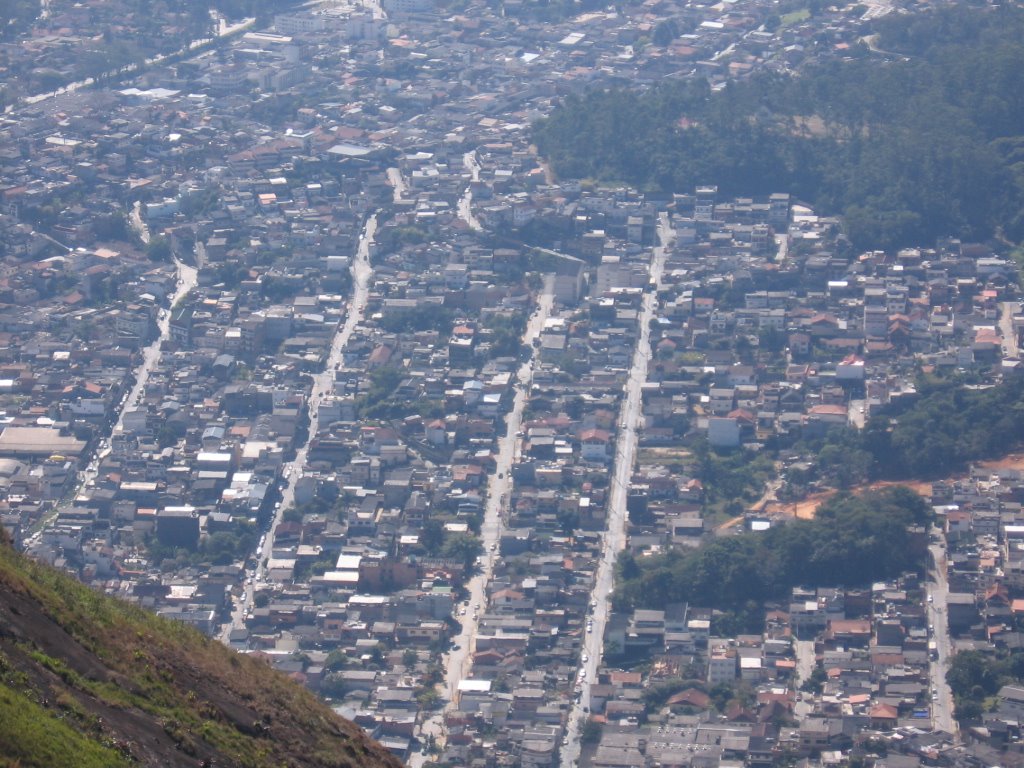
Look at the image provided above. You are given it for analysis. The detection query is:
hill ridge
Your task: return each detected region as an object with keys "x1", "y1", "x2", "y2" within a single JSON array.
[{"x1": 0, "y1": 533, "x2": 401, "y2": 768}]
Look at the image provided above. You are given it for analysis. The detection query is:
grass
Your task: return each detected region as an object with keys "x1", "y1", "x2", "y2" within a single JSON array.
[
  {"x1": 636, "y1": 446, "x2": 691, "y2": 466},
  {"x1": 0, "y1": 684, "x2": 131, "y2": 768},
  {"x1": 781, "y1": 8, "x2": 811, "y2": 25}
]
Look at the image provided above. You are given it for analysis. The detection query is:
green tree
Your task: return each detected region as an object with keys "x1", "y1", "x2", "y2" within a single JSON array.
[
  {"x1": 441, "y1": 532, "x2": 483, "y2": 570},
  {"x1": 420, "y1": 519, "x2": 446, "y2": 555},
  {"x1": 146, "y1": 237, "x2": 172, "y2": 262}
]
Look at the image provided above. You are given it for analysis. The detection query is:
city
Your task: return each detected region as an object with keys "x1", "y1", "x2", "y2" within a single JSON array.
[{"x1": 1, "y1": 0, "x2": 1024, "y2": 766}]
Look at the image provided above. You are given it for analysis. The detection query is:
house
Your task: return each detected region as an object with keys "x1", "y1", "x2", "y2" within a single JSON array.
[{"x1": 579, "y1": 429, "x2": 611, "y2": 462}]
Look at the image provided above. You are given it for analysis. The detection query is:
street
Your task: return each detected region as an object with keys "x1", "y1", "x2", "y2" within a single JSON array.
[
  {"x1": 386, "y1": 167, "x2": 408, "y2": 203},
  {"x1": 560, "y1": 212, "x2": 672, "y2": 768},
  {"x1": 928, "y1": 537, "x2": 957, "y2": 737},
  {"x1": 793, "y1": 639, "x2": 816, "y2": 720},
  {"x1": 18, "y1": 17, "x2": 255, "y2": 108},
  {"x1": 409, "y1": 277, "x2": 555, "y2": 767},
  {"x1": 1000, "y1": 301, "x2": 1020, "y2": 359},
  {"x1": 223, "y1": 214, "x2": 377, "y2": 639},
  {"x1": 457, "y1": 152, "x2": 483, "y2": 232}
]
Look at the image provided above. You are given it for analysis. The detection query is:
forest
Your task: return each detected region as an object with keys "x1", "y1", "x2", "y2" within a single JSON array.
[
  {"x1": 532, "y1": 5, "x2": 1024, "y2": 250},
  {"x1": 614, "y1": 486, "x2": 931, "y2": 623},
  {"x1": 809, "y1": 373, "x2": 1024, "y2": 486}
]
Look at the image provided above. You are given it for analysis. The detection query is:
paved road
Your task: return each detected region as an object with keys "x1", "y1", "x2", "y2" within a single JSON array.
[
  {"x1": 928, "y1": 537, "x2": 957, "y2": 737},
  {"x1": 409, "y1": 278, "x2": 555, "y2": 767},
  {"x1": 22, "y1": 216, "x2": 196, "y2": 546},
  {"x1": 456, "y1": 152, "x2": 482, "y2": 231},
  {"x1": 560, "y1": 213, "x2": 672, "y2": 768},
  {"x1": 17, "y1": 18, "x2": 254, "y2": 108},
  {"x1": 223, "y1": 214, "x2": 376, "y2": 638},
  {"x1": 386, "y1": 167, "x2": 408, "y2": 203},
  {"x1": 848, "y1": 398, "x2": 866, "y2": 429},
  {"x1": 793, "y1": 639, "x2": 817, "y2": 720},
  {"x1": 774, "y1": 233, "x2": 789, "y2": 264},
  {"x1": 1000, "y1": 301, "x2": 1020, "y2": 359}
]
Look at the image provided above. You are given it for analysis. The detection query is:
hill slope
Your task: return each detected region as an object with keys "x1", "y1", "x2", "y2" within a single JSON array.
[{"x1": 0, "y1": 536, "x2": 402, "y2": 768}]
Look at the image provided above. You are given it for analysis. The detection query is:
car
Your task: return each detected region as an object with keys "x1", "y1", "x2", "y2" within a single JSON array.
[
  {"x1": 579, "y1": 669, "x2": 586, "y2": 679},
  {"x1": 489, "y1": 542, "x2": 496, "y2": 551},
  {"x1": 586, "y1": 624, "x2": 593, "y2": 633},
  {"x1": 582, "y1": 653, "x2": 589, "y2": 663},
  {"x1": 459, "y1": 608, "x2": 466, "y2": 616},
  {"x1": 473, "y1": 603, "x2": 479, "y2": 610},
  {"x1": 927, "y1": 594, "x2": 934, "y2": 603},
  {"x1": 451, "y1": 644, "x2": 461, "y2": 651}
]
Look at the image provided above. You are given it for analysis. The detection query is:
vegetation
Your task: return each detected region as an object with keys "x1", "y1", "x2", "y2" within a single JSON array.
[
  {"x1": 693, "y1": 442, "x2": 776, "y2": 517},
  {"x1": 0, "y1": 0, "x2": 40, "y2": 41},
  {"x1": 615, "y1": 487, "x2": 931, "y2": 622},
  {"x1": 0, "y1": 679, "x2": 132, "y2": 768},
  {"x1": 378, "y1": 305, "x2": 455, "y2": 335},
  {"x1": 482, "y1": 311, "x2": 527, "y2": 360},
  {"x1": 145, "y1": 237, "x2": 173, "y2": 262},
  {"x1": 947, "y1": 649, "x2": 1024, "y2": 723},
  {"x1": 532, "y1": 5, "x2": 1024, "y2": 250},
  {"x1": 809, "y1": 374, "x2": 1024, "y2": 485},
  {"x1": 0, "y1": 536, "x2": 400, "y2": 768}
]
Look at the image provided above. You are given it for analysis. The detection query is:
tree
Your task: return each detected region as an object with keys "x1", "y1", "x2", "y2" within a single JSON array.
[
  {"x1": 420, "y1": 519, "x2": 446, "y2": 555},
  {"x1": 652, "y1": 19, "x2": 677, "y2": 47},
  {"x1": 416, "y1": 688, "x2": 441, "y2": 709},
  {"x1": 146, "y1": 237, "x2": 172, "y2": 262},
  {"x1": 441, "y1": 532, "x2": 483, "y2": 570},
  {"x1": 581, "y1": 720, "x2": 603, "y2": 744},
  {"x1": 801, "y1": 665, "x2": 827, "y2": 694},
  {"x1": 324, "y1": 649, "x2": 350, "y2": 671}
]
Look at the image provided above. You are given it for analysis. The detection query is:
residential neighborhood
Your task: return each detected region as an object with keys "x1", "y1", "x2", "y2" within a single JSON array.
[{"x1": 3, "y1": 0, "x2": 1024, "y2": 766}]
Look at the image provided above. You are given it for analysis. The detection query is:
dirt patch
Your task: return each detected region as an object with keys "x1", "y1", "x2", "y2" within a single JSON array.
[
  {"x1": 976, "y1": 453, "x2": 1024, "y2": 471},
  {"x1": 765, "y1": 479, "x2": 935, "y2": 521}
]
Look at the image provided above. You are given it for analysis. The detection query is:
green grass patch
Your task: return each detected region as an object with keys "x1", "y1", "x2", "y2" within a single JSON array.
[
  {"x1": 781, "y1": 8, "x2": 811, "y2": 25},
  {"x1": 0, "y1": 684, "x2": 131, "y2": 768}
]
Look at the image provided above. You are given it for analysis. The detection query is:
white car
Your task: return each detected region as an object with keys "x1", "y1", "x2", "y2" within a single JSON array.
[{"x1": 581, "y1": 653, "x2": 589, "y2": 663}]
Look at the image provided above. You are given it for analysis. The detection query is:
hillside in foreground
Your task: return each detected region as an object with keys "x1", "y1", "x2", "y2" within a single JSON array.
[{"x1": 0, "y1": 533, "x2": 402, "y2": 768}]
